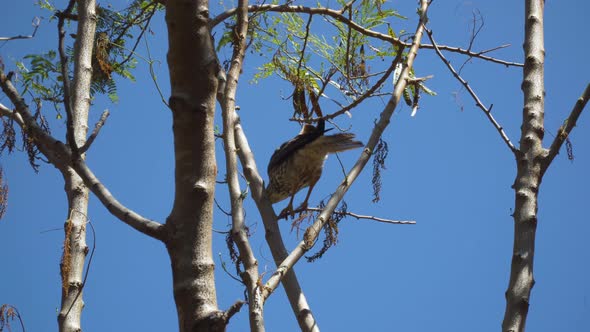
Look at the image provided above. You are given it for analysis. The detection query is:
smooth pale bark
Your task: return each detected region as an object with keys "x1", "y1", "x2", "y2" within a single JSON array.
[
  {"x1": 164, "y1": 1, "x2": 223, "y2": 331},
  {"x1": 220, "y1": 0, "x2": 265, "y2": 330},
  {"x1": 57, "y1": 1, "x2": 96, "y2": 331},
  {"x1": 503, "y1": 1, "x2": 544, "y2": 331},
  {"x1": 233, "y1": 122, "x2": 319, "y2": 332}
]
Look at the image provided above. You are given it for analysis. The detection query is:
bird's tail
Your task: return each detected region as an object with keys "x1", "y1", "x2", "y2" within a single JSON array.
[{"x1": 315, "y1": 133, "x2": 364, "y2": 153}]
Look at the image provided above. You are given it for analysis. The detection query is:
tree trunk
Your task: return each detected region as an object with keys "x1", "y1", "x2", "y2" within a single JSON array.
[
  {"x1": 58, "y1": 171, "x2": 90, "y2": 332},
  {"x1": 164, "y1": 1, "x2": 223, "y2": 331},
  {"x1": 58, "y1": 0, "x2": 96, "y2": 330}
]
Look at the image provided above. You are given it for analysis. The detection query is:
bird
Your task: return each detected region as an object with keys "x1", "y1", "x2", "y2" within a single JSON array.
[{"x1": 266, "y1": 119, "x2": 363, "y2": 218}]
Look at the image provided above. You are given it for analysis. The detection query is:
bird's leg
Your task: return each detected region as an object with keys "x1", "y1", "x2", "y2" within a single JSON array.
[
  {"x1": 296, "y1": 180, "x2": 317, "y2": 213},
  {"x1": 278, "y1": 194, "x2": 296, "y2": 219}
]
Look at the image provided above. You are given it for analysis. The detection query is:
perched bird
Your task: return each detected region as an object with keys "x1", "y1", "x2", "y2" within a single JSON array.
[{"x1": 266, "y1": 120, "x2": 363, "y2": 217}]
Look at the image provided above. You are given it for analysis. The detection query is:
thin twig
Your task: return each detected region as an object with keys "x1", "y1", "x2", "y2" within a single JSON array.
[
  {"x1": 458, "y1": 10, "x2": 485, "y2": 74},
  {"x1": 0, "y1": 17, "x2": 41, "y2": 41},
  {"x1": 293, "y1": 50, "x2": 403, "y2": 123},
  {"x1": 79, "y1": 109, "x2": 110, "y2": 153},
  {"x1": 296, "y1": 14, "x2": 313, "y2": 76},
  {"x1": 344, "y1": 8, "x2": 353, "y2": 88},
  {"x1": 304, "y1": 207, "x2": 416, "y2": 225},
  {"x1": 425, "y1": 27, "x2": 518, "y2": 155},
  {"x1": 467, "y1": 10, "x2": 484, "y2": 52},
  {"x1": 219, "y1": 253, "x2": 245, "y2": 284},
  {"x1": 214, "y1": 197, "x2": 232, "y2": 216},
  {"x1": 118, "y1": 4, "x2": 158, "y2": 67},
  {"x1": 111, "y1": 1, "x2": 157, "y2": 52},
  {"x1": 143, "y1": 38, "x2": 170, "y2": 108},
  {"x1": 477, "y1": 44, "x2": 512, "y2": 55},
  {"x1": 542, "y1": 83, "x2": 590, "y2": 173}
]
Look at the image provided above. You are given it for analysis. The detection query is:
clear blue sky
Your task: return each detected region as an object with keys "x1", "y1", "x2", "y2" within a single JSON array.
[{"x1": 1, "y1": 1, "x2": 589, "y2": 331}]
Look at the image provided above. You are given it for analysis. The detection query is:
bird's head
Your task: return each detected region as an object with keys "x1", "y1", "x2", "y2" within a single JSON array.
[{"x1": 298, "y1": 119, "x2": 332, "y2": 136}]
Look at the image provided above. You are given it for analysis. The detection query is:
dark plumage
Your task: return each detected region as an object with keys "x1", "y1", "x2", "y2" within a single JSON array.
[{"x1": 266, "y1": 120, "x2": 363, "y2": 216}]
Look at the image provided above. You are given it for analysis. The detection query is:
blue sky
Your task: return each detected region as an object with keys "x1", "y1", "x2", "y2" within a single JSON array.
[{"x1": 1, "y1": 1, "x2": 589, "y2": 331}]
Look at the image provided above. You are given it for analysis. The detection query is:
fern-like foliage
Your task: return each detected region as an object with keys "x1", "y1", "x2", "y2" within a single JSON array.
[
  {"x1": 15, "y1": 0, "x2": 162, "y2": 109},
  {"x1": 216, "y1": 0, "x2": 407, "y2": 120}
]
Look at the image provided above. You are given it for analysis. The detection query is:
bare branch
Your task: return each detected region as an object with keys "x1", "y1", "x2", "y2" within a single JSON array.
[
  {"x1": 467, "y1": 9, "x2": 484, "y2": 52},
  {"x1": 304, "y1": 207, "x2": 416, "y2": 225},
  {"x1": 0, "y1": 68, "x2": 166, "y2": 241},
  {"x1": 0, "y1": 103, "x2": 25, "y2": 126},
  {"x1": 233, "y1": 118, "x2": 319, "y2": 332},
  {"x1": 224, "y1": 300, "x2": 246, "y2": 322},
  {"x1": 110, "y1": 39, "x2": 170, "y2": 109},
  {"x1": 296, "y1": 14, "x2": 313, "y2": 77},
  {"x1": 210, "y1": 3, "x2": 523, "y2": 67},
  {"x1": 262, "y1": 0, "x2": 429, "y2": 302},
  {"x1": 425, "y1": 28, "x2": 519, "y2": 155},
  {"x1": 79, "y1": 109, "x2": 110, "y2": 153},
  {"x1": 220, "y1": 1, "x2": 265, "y2": 330},
  {"x1": 118, "y1": 4, "x2": 158, "y2": 67},
  {"x1": 70, "y1": 157, "x2": 166, "y2": 240},
  {"x1": 503, "y1": 1, "x2": 546, "y2": 330},
  {"x1": 56, "y1": 0, "x2": 78, "y2": 153},
  {"x1": 542, "y1": 83, "x2": 590, "y2": 172}
]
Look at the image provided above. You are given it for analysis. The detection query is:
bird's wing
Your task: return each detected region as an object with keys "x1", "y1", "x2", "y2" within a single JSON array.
[
  {"x1": 267, "y1": 131, "x2": 321, "y2": 173},
  {"x1": 308, "y1": 133, "x2": 364, "y2": 153},
  {"x1": 268, "y1": 120, "x2": 328, "y2": 173}
]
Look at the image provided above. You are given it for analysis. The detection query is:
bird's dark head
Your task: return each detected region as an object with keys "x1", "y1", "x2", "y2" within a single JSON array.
[{"x1": 298, "y1": 119, "x2": 332, "y2": 136}]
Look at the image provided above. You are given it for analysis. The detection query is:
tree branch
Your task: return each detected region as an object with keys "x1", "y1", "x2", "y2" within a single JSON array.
[
  {"x1": 261, "y1": 0, "x2": 429, "y2": 302},
  {"x1": 425, "y1": 28, "x2": 518, "y2": 155},
  {"x1": 79, "y1": 109, "x2": 110, "y2": 154},
  {"x1": 0, "y1": 68, "x2": 167, "y2": 242},
  {"x1": 304, "y1": 207, "x2": 416, "y2": 225},
  {"x1": 542, "y1": 83, "x2": 590, "y2": 172},
  {"x1": 233, "y1": 118, "x2": 320, "y2": 332},
  {"x1": 56, "y1": 0, "x2": 78, "y2": 154},
  {"x1": 70, "y1": 156, "x2": 166, "y2": 241},
  {"x1": 220, "y1": 1, "x2": 265, "y2": 331},
  {"x1": 210, "y1": 3, "x2": 522, "y2": 67},
  {"x1": 294, "y1": 50, "x2": 402, "y2": 123},
  {"x1": 503, "y1": 1, "x2": 546, "y2": 331},
  {"x1": 0, "y1": 103, "x2": 25, "y2": 126},
  {"x1": 0, "y1": 17, "x2": 40, "y2": 41},
  {"x1": 223, "y1": 300, "x2": 245, "y2": 323}
]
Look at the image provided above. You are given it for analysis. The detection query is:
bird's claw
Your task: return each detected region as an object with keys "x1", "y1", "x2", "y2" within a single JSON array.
[
  {"x1": 278, "y1": 204, "x2": 294, "y2": 219},
  {"x1": 278, "y1": 201, "x2": 310, "y2": 220}
]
